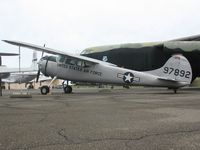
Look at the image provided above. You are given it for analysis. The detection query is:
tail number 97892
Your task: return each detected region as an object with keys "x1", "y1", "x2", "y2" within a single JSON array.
[{"x1": 163, "y1": 67, "x2": 191, "y2": 78}]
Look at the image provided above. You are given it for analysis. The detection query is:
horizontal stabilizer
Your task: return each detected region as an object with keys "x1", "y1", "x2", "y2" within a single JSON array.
[{"x1": 157, "y1": 77, "x2": 177, "y2": 82}]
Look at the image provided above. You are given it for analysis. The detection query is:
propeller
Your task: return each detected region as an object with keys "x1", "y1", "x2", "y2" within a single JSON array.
[
  {"x1": 36, "y1": 67, "x2": 41, "y2": 83},
  {"x1": 36, "y1": 44, "x2": 45, "y2": 83}
]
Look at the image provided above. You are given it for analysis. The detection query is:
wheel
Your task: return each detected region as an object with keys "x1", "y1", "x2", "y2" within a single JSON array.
[
  {"x1": 41, "y1": 86, "x2": 50, "y2": 95},
  {"x1": 63, "y1": 85, "x2": 72, "y2": 94}
]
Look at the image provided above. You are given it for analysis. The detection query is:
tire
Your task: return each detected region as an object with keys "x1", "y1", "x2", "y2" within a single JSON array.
[
  {"x1": 63, "y1": 86, "x2": 72, "y2": 94},
  {"x1": 41, "y1": 86, "x2": 50, "y2": 95}
]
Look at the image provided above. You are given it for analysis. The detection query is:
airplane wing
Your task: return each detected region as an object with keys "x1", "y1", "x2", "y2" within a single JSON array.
[
  {"x1": 0, "y1": 66, "x2": 37, "y2": 73},
  {"x1": 3, "y1": 40, "x2": 117, "y2": 66}
]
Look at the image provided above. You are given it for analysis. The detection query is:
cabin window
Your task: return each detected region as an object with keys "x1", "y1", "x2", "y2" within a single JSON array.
[
  {"x1": 65, "y1": 58, "x2": 77, "y2": 65},
  {"x1": 82, "y1": 61, "x2": 92, "y2": 68},
  {"x1": 77, "y1": 61, "x2": 84, "y2": 67}
]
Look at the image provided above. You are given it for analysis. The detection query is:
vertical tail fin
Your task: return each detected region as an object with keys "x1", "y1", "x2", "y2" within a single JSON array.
[
  {"x1": 31, "y1": 51, "x2": 38, "y2": 70},
  {"x1": 146, "y1": 55, "x2": 192, "y2": 84}
]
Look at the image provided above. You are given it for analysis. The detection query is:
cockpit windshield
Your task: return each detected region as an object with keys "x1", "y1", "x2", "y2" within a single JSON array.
[
  {"x1": 48, "y1": 56, "x2": 57, "y2": 62},
  {"x1": 41, "y1": 56, "x2": 57, "y2": 62},
  {"x1": 41, "y1": 56, "x2": 48, "y2": 61}
]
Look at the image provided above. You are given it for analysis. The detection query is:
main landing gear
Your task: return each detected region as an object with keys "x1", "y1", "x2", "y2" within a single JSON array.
[
  {"x1": 63, "y1": 85, "x2": 72, "y2": 94},
  {"x1": 62, "y1": 80, "x2": 72, "y2": 94}
]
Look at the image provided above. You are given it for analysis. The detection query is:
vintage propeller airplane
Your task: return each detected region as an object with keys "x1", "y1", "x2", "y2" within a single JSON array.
[{"x1": 3, "y1": 40, "x2": 192, "y2": 94}]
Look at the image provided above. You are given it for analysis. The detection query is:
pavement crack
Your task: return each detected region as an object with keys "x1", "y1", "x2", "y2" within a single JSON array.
[
  {"x1": 57, "y1": 129, "x2": 75, "y2": 144},
  {"x1": 125, "y1": 129, "x2": 200, "y2": 149},
  {"x1": 57, "y1": 128, "x2": 200, "y2": 145}
]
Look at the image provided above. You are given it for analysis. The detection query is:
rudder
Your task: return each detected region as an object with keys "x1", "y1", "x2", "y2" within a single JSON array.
[{"x1": 31, "y1": 51, "x2": 38, "y2": 70}]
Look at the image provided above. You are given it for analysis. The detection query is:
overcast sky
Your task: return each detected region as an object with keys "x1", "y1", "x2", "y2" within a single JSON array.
[{"x1": 1, "y1": 0, "x2": 200, "y2": 67}]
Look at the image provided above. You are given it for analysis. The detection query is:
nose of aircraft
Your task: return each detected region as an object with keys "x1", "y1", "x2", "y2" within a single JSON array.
[
  {"x1": 38, "y1": 55, "x2": 58, "y2": 79},
  {"x1": 38, "y1": 56, "x2": 48, "y2": 75}
]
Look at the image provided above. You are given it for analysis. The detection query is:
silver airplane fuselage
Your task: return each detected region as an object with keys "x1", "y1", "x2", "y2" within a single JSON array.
[{"x1": 38, "y1": 56, "x2": 188, "y2": 88}]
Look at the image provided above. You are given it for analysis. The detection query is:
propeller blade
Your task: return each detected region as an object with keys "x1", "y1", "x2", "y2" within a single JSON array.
[
  {"x1": 36, "y1": 44, "x2": 45, "y2": 83},
  {"x1": 36, "y1": 69, "x2": 40, "y2": 83}
]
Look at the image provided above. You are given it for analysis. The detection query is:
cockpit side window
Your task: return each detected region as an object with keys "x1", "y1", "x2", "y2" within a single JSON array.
[{"x1": 65, "y1": 58, "x2": 75, "y2": 65}]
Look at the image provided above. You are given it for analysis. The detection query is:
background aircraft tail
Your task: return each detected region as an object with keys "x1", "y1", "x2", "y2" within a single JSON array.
[
  {"x1": 146, "y1": 55, "x2": 192, "y2": 84},
  {"x1": 31, "y1": 51, "x2": 38, "y2": 70}
]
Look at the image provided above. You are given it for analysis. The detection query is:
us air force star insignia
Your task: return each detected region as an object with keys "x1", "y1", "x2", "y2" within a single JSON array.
[{"x1": 123, "y1": 72, "x2": 134, "y2": 83}]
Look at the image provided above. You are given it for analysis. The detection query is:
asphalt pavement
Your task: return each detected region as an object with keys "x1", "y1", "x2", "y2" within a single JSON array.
[{"x1": 1, "y1": 87, "x2": 200, "y2": 150}]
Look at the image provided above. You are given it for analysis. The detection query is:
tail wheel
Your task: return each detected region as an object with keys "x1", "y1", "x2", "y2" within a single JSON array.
[
  {"x1": 64, "y1": 85, "x2": 72, "y2": 94},
  {"x1": 41, "y1": 86, "x2": 50, "y2": 95}
]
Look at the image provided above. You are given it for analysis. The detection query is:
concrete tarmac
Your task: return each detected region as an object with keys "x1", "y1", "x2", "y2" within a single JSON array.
[{"x1": 1, "y1": 87, "x2": 200, "y2": 150}]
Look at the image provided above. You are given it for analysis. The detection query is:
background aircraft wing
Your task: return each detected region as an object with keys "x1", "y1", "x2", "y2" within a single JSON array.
[
  {"x1": 2, "y1": 78, "x2": 15, "y2": 83},
  {"x1": 30, "y1": 75, "x2": 52, "y2": 82},
  {"x1": 171, "y1": 34, "x2": 200, "y2": 41},
  {"x1": 3, "y1": 40, "x2": 117, "y2": 66},
  {"x1": 0, "y1": 66, "x2": 37, "y2": 73},
  {"x1": 0, "y1": 52, "x2": 18, "y2": 56}
]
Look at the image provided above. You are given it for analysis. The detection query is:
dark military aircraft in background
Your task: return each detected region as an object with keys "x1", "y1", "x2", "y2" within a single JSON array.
[{"x1": 81, "y1": 34, "x2": 200, "y2": 82}]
